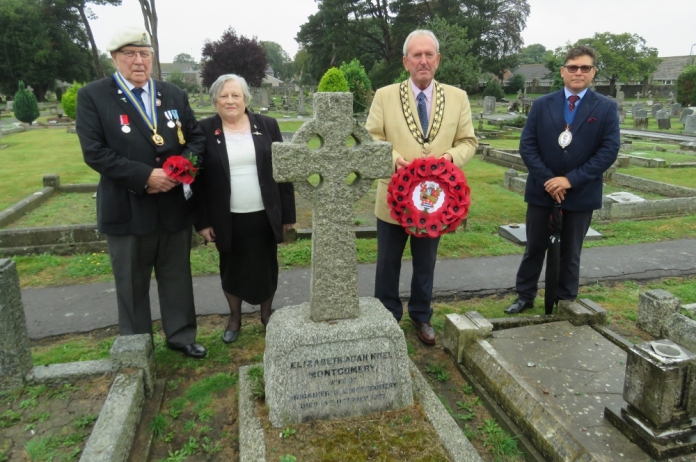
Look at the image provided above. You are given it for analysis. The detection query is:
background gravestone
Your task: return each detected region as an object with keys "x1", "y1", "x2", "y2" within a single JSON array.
[
  {"x1": 685, "y1": 115, "x2": 696, "y2": 136},
  {"x1": 0, "y1": 259, "x2": 32, "y2": 390},
  {"x1": 679, "y1": 108, "x2": 694, "y2": 124},
  {"x1": 651, "y1": 103, "x2": 663, "y2": 118},
  {"x1": 265, "y1": 92, "x2": 413, "y2": 427},
  {"x1": 616, "y1": 90, "x2": 625, "y2": 104},
  {"x1": 260, "y1": 89, "x2": 270, "y2": 108},
  {"x1": 671, "y1": 103, "x2": 682, "y2": 117},
  {"x1": 483, "y1": 96, "x2": 496, "y2": 114},
  {"x1": 297, "y1": 90, "x2": 308, "y2": 116},
  {"x1": 656, "y1": 110, "x2": 671, "y2": 130},
  {"x1": 633, "y1": 109, "x2": 649, "y2": 130}
]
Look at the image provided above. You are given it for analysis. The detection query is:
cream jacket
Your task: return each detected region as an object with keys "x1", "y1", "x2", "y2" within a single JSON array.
[{"x1": 365, "y1": 80, "x2": 478, "y2": 224}]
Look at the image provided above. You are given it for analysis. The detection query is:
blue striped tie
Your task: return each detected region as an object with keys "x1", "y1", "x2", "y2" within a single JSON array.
[{"x1": 416, "y1": 92, "x2": 428, "y2": 135}]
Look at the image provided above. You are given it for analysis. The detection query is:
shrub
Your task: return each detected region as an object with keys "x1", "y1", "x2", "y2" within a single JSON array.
[
  {"x1": 339, "y1": 59, "x2": 372, "y2": 113},
  {"x1": 317, "y1": 67, "x2": 349, "y2": 93},
  {"x1": 61, "y1": 82, "x2": 82, "y2": 120},
  {"x1": 13, "y1": 81, "x2": 40, "y2": 124},
  {"x1": 504, "y1": 116, "x2": 527, "y2": 128},
  {"x1": 505, "y1": 73, "x2": 526, "y2": 95},
  {"x1": 482, "y1": 79, "x2": 505, "y2": 101},
  {"x1": 676, "y1": 65, "x2": 696, "y2": 107}
]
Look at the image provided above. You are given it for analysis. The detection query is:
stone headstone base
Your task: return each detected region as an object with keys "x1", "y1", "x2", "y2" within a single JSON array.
[
  {"x1": 498, "y1": 224, "x2": 601, "y2": 245},
  {"x1": 264, "y1": 297, "x2": 413, "y2": 427},
  {"x1": 605, "y1": 404, "x2": 696, "y2": 460}
]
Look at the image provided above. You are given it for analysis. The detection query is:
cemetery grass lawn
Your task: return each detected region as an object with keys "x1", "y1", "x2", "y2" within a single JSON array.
[
  {"x1": 0, "y1": 375, "x2": 111, "y2": 462},
  {"x1": 615, "y1": 165, "x2": 696, "y2": 187},
  {"x1": 620, "y1": 115, "x2": 684, "y2": 134},
  {"x1": 0, "y1": 130, "x2": 97, "y2": 210},
  {"x1": 3, "y1": 192, "x2": 96, "y2": 228},
  {"x1": 433, "y1": 275, "x2": 696, "y2": 345}
]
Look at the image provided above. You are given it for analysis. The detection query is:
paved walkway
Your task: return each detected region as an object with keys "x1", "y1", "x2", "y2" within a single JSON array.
[{"x1": 20, "y1": 238, "x2": 696, "y2": 339}]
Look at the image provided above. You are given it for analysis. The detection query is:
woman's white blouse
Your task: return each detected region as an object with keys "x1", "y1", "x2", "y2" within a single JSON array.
[{"x1": 224, "y1": 131, "x2": 264, "y2": 213}]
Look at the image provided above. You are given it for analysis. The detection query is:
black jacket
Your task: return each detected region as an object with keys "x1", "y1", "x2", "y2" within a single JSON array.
[
  {"x1": 77, "y1": 76, "x2": 205, "y2": 235},
  {"x1": 194, "y1": 111, "x2": 295, "y2": 250}
]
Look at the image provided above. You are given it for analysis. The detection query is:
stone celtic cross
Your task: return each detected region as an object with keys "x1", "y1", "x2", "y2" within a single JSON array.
[{"x1": 272, "y1": 93, "x2": 392, "y2": 322}]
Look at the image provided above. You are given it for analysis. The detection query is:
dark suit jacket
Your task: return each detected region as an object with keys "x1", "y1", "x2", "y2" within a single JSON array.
[
  {"x1": 194, "y1": 112, "x2": 296, "y2": 251},
  {"x1": 77, "y1": 76, "x2": 205, "y2": 235},
  {"x1": 519, "y1": 88, "x2": 620, "y2": 211}
]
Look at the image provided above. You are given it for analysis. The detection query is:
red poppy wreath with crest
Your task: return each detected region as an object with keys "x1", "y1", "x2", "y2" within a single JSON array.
[{"x1": 387, "y1": 157, "x2": 470, "y2": 237}]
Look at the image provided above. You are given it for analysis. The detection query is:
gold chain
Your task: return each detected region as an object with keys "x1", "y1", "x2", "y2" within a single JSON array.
[{"x1": 399, "y1": 80, "x2": 445, "y2": 150}]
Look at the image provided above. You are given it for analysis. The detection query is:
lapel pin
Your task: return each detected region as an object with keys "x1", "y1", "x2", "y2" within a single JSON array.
[
  {"x1": 214, "y1": 129, "x2": 221, "y2": 136},
  {"x1": 156, "y1": 99, "x2": 162, "y2": 107},
  {"x1": 117, "y1": 89, "x2": 123, "y2": 94},
  {"x1": 120, "y1": 98, "x2": 127, "y2": 103},
  {"x1": 253, "y1": 131, "x2": 262, "y2": 136},
  {"x1": 217, "y1": 139, "x2": 221, "y2": 144}
]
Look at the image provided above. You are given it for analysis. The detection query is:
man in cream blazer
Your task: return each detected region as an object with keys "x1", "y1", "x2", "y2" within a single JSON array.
[{"x1": 366, "y1": 29, "x2": 478, "y2": 345}]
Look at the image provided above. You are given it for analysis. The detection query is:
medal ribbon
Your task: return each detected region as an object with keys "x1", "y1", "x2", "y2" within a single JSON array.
[{"x1": 113, "y1": 73, "x2": 159, "y2": 136}]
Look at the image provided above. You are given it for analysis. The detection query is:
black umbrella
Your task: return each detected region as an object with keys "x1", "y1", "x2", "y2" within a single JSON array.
[{"x1": 544, "y1": 202, "x2": 563, "y2": 315}]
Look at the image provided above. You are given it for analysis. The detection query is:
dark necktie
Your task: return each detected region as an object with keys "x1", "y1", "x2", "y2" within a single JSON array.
[
  {"x1": 568, "y1": 95, "x2": 580, "y2": 112},
  {"x1": 416, "y1": 92, "x2": 428, "y2": 135},
  {"x1": 131, "y1": 87, "x2": 148, "y2": 114}
]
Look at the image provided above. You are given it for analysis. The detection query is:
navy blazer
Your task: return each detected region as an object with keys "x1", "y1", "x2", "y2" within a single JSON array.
[
  {"x1": 194, "y1": 112, "x2": 296, "y2": 251},
  {"x1": 519, "y1": 89, "x2": 619, "y2": 211},
  {"x1": 77, "y1": 77, "x2": 205, "y2": 235}
]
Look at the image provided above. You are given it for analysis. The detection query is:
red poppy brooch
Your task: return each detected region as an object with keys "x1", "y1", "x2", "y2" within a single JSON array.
[{"x1": 387, "y1": 157, "x2": 470, "y2": 237}]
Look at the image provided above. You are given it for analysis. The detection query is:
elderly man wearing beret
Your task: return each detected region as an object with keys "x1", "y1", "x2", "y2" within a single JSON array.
[{"x1": 76, "y1": 26, "x2": 207, "y2": 358}]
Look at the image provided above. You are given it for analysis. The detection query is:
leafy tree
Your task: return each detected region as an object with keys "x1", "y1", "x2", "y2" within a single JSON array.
[
  {"x1": 424, "y1": 16, "x2": 480, "y2": 92},
  {"x1": 544, "y1": 48, "x2": 567, "y2": 92},
  {"x1": 14, "y1": 81, "x2": 40, "y2": 123},
  {"x1": 676, "y1": 65, "x2": 696, "y2": 106},
  {"x1": 317, "y1": 68, "x2": 349, "y2": 92},
  {"x1": 262, "y1": 42, "x2": 292, "y2": 81},
  {"x1": 505, "y1": 73, "x2": 526, "y2": 94},
  {"x1": 99, "y1": 52, "x2": 116, "y2": 76},
  {"x1": 339, "y1": 59, "x2": 371, "y2": 113},
  {"x1": 574, "y1": 32, "x2": 660, "y2": 96},
  {"x1": 293, "y1": 48, "x2": 315, "y2": 86},
  {"x1": 518, "y1": 44, "x2": 547, "y2": 64},
  {"x1": 173, "y1": 53, "x2": 199, "y2": 71},
  {"x1": 0, "y1": 0, "x2": 94, "y2": 101},
  {"x1": 481, "y1": 79, "x2": 505, "y2": 101},
  {"x1": 61, "y1": 82, "x2": 82, "y2": 119},
  {"x1": 66, "y1": 0, "x2": 122, "y2": 78},
  {"x1": 200, "y1": 28, "x2": 268, "y2": 88}
]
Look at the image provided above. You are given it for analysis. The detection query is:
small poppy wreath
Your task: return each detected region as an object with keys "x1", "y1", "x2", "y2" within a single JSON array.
[{"x1": 387, "y1": 157, "x2": 470, "y2": 237}]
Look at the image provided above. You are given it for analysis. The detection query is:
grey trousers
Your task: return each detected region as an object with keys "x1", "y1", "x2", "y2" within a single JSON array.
[{"x1": 106, "y1": 224, "x2": 197, "y2": 348}]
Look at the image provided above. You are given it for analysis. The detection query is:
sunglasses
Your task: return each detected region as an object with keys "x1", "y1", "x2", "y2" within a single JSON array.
[{"x1": 563, "y1": 65, "x2": 594, "y2": 74}]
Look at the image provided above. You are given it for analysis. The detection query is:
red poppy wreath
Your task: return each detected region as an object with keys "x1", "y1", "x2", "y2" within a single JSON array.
[{"x1": 387, "y1": 157, "x2": 470, "y2": 237}]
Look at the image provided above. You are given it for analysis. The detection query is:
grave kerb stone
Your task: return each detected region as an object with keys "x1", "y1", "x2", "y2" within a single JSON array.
[
  {"x1": 0, "y1": 259, "x2": 32, "y2": 391},
  {"x1": 272, "y1": 92, "x2": 392, "y2": 321}
]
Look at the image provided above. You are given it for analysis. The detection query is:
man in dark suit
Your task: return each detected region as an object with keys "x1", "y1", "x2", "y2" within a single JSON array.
[
  {"x1": 76, "y1": 26, "x2": 207, "y2": 358},
  {"x1": 505, "y1": 45, "x2": 619, "y2": 314}
]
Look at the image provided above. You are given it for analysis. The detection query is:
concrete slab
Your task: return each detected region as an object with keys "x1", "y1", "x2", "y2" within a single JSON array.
[
  {"x1": 498, "y1": 224, "x2": 602, "y2": 245},
  {"x1": 466, "y1": 321, "x2": 652, "y2": 461}
]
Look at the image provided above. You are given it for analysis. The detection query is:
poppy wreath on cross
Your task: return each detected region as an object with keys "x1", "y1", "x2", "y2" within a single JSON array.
[{"x1": 387, "y1": 156, "x2": 470, "y2": 238}]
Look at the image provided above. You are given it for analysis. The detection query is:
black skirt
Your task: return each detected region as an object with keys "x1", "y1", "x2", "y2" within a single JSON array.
[{"x1": 218, "y1": 210, "x2": 278, "y2": 305}]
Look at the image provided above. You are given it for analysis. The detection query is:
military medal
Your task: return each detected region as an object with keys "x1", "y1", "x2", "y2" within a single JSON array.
[
  {"x1": 164, "y1": 111, "x2": 175, "y2": 128},
  {"x1": 172, "y1": 109, "x2": 185, "y2": 145},
  {"x1": 558, "y1": 124, "x2": 572, "y2": 148},
  {"x1": 119, "y1": 114, "x2": 131, "y2": 133},
  {"x1": 113, "y1": 73, "x2": 164, "y2": 147}
]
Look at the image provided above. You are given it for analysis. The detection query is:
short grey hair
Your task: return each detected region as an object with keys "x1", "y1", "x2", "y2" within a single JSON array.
[
  {"x1": 402, "y1": 30, "x2": 440, "y2": 56},
  {"x1": 209, "y1": 74, "x2": 251, "y2": 105}
]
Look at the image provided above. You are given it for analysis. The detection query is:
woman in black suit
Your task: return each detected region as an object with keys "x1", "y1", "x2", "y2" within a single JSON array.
[{"x1": 195, "y1": 74, "x2": 295, "y2": 343}]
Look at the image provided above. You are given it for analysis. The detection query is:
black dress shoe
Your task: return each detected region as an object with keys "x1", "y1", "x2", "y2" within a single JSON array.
[
  {"x1": 169, "y1": 343, "x2": 207, "y2": 359},
  {"x1": 222, "y1": 330, "x2": 239, "y2": 344},
  {"x1": 504, "y1": 299, "x2": 533, "y2": 314}
]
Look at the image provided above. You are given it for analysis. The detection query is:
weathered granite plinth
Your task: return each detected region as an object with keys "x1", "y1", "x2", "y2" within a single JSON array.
[
  {"x1": 264, "y1": 297, "x2": 413, "y2": 427},
  {"x1": 0, "y1": 259, "x2": 32, "y2": 391},
  {"x1": 558, "y1": 299, "x2": 607, "y2": 326},
  {"x1": 605, "y1": 340, "x2": 696, "y2": 459},
  {"x1": 637, "y1": 289, "x2": 681, "y2": 337},
  {"x1": 111, "y1": 334, "x2": 155, "y2": 397},
  {"x1": 443, "y1": 311, "x2": 493, "y2": 363}
]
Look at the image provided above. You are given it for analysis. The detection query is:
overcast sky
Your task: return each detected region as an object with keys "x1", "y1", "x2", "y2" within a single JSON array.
[{"x1": 90, "y1": 0, "x2": 696, "y2": 63}]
